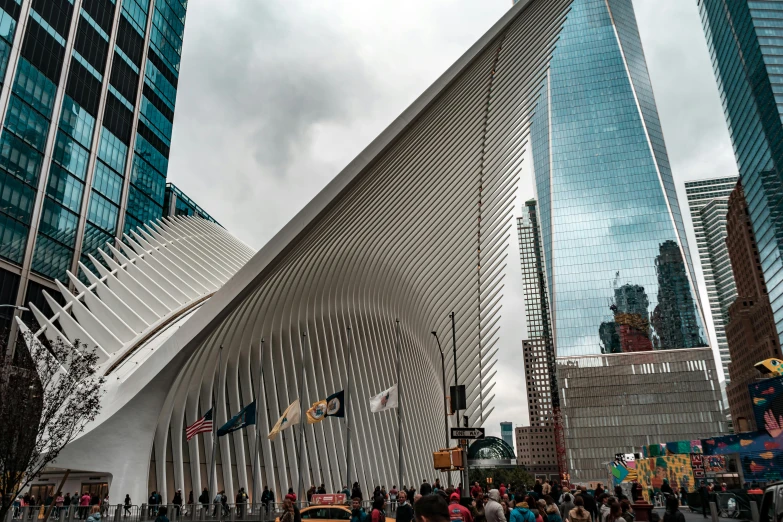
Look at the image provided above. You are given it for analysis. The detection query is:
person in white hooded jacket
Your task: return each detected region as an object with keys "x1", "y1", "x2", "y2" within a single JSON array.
[{"x1": 485, "y1": 490, "x2": 507, "y2": 522}]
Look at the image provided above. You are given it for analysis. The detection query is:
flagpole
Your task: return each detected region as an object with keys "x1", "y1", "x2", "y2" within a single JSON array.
[
  {"x1": 209, "y1": 345, "x2": 223, "y2": 501},
  {"x1": 296, "y1": 331, "x2": 310, "y2": 504},
  {"x1": 395, "y1": 319, "x2": 402, "y2": 490},
  {"x1": 344, "y1": 326, "x2": 353, "y2": 493},
  {"x1": 252, "y1": 339, "x2": 264, "y2": 511}
]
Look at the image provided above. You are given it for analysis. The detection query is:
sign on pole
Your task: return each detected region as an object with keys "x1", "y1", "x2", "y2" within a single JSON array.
[{"x1": 451, "y1": 427, "x2": 485, "y2": 439}]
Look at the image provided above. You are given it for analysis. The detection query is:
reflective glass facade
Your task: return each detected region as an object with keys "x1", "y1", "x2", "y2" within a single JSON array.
[
  {"x1": 533, "y1": 0, "x2": 707, "y2": 357},
  {"x1": 698, "y1": 0, "x2": 783, "y2": 351},
  {"x1": 0, "y1": 0, "x2": 197, "y2": 341}
]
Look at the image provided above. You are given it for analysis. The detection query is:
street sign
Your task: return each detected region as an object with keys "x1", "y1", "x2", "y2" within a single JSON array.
[{"x1": 451, "y1": 427, "x2": 485, "y2": 439}]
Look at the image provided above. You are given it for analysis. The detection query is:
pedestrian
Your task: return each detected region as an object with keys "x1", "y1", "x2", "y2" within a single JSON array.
[
  {"x1": 568, "y1": 497, "x2": 592, "y2": 522},
  {"x1": 446, "y1": 493, "x2": 472, "y2": 522},
  {"x1": 510, "y1": 501, "x2": 536, "y2": 522},
  {"x1": 559, "y1": 494, "x2": 574, "y2": 522},
  {"x1": 280, "y1": 500, "x2": 295, "y2": 522},
  {"x1": 598, "y1": 496, "x2": 610, "y2": 522},
  {"x1": 155, "y1": 507, "x2": 169, "y2": 522},
  {"x1": 697, "y1": 484, "x2": 709, "y2": 519},
  {"x1": 286, "y1": 488, "x2": 297, "y2": 502},
  {"x1": 371, "y1": 498, "x2": 387, "y2": 522},
  {"x1": 421, "y1": 481, "x2": 433, "y2": 497},
  {"x1": 619, "y1": 501, "x2": 633, "y2": 522},
  {"x1": 353, "y1": 483, "x2": 364, "y2": 501},
  {"x1": 594, "y1": 486, "x2": 604, "y2": 501},
  {"x1": 55, "y1": 491, "x2": 64, "y2": 517},
  {"x1": 87, "y1": 506, "x2": 102, "y2": 522},
  {"x1": 261, "y1": 487, "x2": 272, "y2": 511},
  {"x1": 343, "y1": 486, "x2": 352, "y2": 499},
  {"x1": 124, "y1": 495, "x2": 131, "y2": 517},
  {"x1": 221, "y1": 491, "x2": 229, "y2": 518},
  {"x1": 662, "y1": 497, "x2": 684, "y2": 522},
  {"x1": 457, "y1": 484, "x2": 464, "y2": 499},
  {"x1": 409, "y1": 487, "x2": 417, "y2": 503},
  {"x1": 173, "y1": 489, "x2": 183, "y2": 518},
  {"x1": 81, "y1": 492, "x2": 91, "y2": 520},
  {"x1": 471, "y1": 494, "x2": 486, "y2": 522},
  {"x1": 308, "y1": 486, "x2": 316, "y2": 503},
  {"x1": 433, "y1": 480, "x2": 442, "y2": 494},
  {"x1": 414, "y1": 495, "x2": 449, "y2": 522},
  {"x1": 484, "y1": 490, "x2": 506, "y2": 522},
  {"x1": 390, "y1": 486, "x2": 399, "y2": 505},
  {"x1": 198, "y1": 488, "x2": 209, "y2": 512},
  {"x1": 606, "y1": 504, "x2": 623, "y2": 522},
  {"x1": 352, "y1": 497, "x2": 369, "y2": 522},
  {"x1": 542, "y1": 483, "x2": 551, "y2": 497},
  {"x1": 212, "y1": 491, "x2": 221, "y2": 518},
  {"x1": 630, "y1": 484, "x2": 641, "y2": 504},
  {"x1": 533, "y1": 483, "x2": 543, "y2": 499},
  {"x1": 397, "y1": 492, "x2": 414, "y2": 522},
  {"x1": 660, "y1": 481, "x2": 673, "y2": 498},
  {"x1": 546, "y1": 504, "x2": 562, "y2": 522}
]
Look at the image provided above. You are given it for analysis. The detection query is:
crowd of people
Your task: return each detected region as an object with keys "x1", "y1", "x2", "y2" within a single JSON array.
[
  {"x1": 11, "y1": 491, "x2": 111, "y2": 520},
  {"x1": 344, "y1": 478, "x2": 645, "y2": 522}
]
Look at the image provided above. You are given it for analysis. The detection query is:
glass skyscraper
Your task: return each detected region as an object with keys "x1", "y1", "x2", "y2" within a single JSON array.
[
  {"x1": 163, "y1": 182, "x2": 218, "y2": 223},
  {"x1": 0, "y1": 0, "x2": 190, "y2": 338},
  {"x1": 698, "y1": 1, "x2": 783, "y2": 351},
  {"x1": 532, "y1": 0, "x2": 707, "y2": 357},
  {"x1": 685, "y1": 176, "x2": 739, "y2": 380}
]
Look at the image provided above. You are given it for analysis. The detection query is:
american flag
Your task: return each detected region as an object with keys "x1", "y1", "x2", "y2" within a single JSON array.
[{"x1": 186, "y1": 408, "x2": 213, "y2": 440}]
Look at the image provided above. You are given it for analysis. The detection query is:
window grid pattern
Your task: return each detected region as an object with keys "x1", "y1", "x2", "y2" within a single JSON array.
[
  {"x1": 532, "y1": 0, "x2": 707, "y2": 356},
  {"x1": 699, "y1": 0, "x2": 783, "y2": 349},
  {"x1": 32, "y1": 95, "x2": 96, "y2": 281}
]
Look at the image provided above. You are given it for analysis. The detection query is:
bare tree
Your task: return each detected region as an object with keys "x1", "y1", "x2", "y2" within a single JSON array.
[{"x1": 0, "y1": 331, "x2": 104, "y2": 521}]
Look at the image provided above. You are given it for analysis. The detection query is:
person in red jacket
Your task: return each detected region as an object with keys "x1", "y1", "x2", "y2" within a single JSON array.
[
  {"x1": 499, "y1": 485, "x2": 506, "y2": 499},
  {"x1": 448, "y1": 493, "x2": 473, "y2": 522}
]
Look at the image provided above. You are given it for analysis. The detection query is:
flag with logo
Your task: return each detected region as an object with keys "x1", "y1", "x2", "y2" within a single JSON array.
[
  {"x1": 325, "y1": 390, "x2": 345, "y2": 417},
  {"x1": 218, "y1": 401, "x2": 256, "y2": 436},
  {"x1": 369, "y1": 384, "x2": 398, "y2": 413},
  {"x1": 306, "y1": 390, "x2": 345, "y2": 423},
  {"x1": 268, "y1": 399, "x2": 301, "y2": 440}
]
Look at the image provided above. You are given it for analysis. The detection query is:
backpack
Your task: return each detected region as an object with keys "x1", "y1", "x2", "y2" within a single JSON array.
[{"x1": 373, "y1": 509, "x2": 386, "y2": 522}]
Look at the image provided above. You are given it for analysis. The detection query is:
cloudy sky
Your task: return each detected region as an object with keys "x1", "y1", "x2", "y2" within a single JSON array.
[{"x1": 167, "y1": 0, "x2": 738, "y2": 438}]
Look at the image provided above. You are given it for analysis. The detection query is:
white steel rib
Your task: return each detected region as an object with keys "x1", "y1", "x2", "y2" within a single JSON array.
[{"x1": 18, "y1": 0, "x2": 574, "y2": 506}]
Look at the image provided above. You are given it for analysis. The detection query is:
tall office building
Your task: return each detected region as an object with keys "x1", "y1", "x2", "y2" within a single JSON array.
[
  {"x1": 684, "y1": 176, "x2": 738, "y2": 380},
  {"x1": 516, "y1": 200, "x2": 560, "y2": 480},
  {"x1": 532, "y1": 0, "x2": 707, "y2": 358},
  {"x1": 531, "y1": 0, "x2": 717, "y2": 480},
  {"x1": 725, "y1": 181, "x2": 778, "y2": 432},
  {"x1": 0, "y1": 0, "x2": 189, "y2": 339},
  {"x1": 500, "y1": 422, "x2": 514, "y2": 449},
  {"x1": 698, "y1": 1, "x2": 783, "y2": 350}
]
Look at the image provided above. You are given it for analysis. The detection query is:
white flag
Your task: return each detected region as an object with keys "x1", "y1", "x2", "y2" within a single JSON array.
[
  {"x1": 268, "y1": 399, "x2": 300, "y2": 440},
  {"x1": 369, "y1": 384, "x2": 398, "y2": 413}
]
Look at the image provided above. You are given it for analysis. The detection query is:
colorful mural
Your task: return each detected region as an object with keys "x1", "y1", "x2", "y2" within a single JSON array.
[
  {"x1": 703, "y1": 432, "x2": 783, "y2": 483},
  {"x1": 636, "y1": 454, "x2": 695, "y2": 501},
  {"x1": 641, "y1": 440, "x2": 702, "y2": 457},
  {"x1": 750, "y1": 375, "x2": 783, "y2": 431}
]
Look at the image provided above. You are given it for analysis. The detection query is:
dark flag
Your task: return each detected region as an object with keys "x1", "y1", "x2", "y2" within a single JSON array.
[
  {"x1": 326, "y1": 390, "x2": 345, "y2": 418},
  {"x1": 218, "y1": 401, "x2": 256, "y2": 436}
]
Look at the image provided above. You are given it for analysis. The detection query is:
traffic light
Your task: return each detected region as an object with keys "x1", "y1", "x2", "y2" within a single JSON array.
[{"x1": 433, "y1": 447, "x2": 464, "y2": 471}]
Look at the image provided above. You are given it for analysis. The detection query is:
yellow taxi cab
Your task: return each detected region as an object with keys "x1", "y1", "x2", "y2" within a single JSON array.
[{"x1": 275, "y1": 495, "x2": 395, "y2": 522}]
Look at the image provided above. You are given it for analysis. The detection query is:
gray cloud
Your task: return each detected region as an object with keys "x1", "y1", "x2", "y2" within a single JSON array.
[{"x1": 167, "y1": 0, "x2": 738, "y2": 437}]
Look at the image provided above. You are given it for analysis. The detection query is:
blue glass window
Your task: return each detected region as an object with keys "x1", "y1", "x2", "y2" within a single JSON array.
[
  {"x1": 0, "y1": 169, "x2": 34, "y2": 223},
  {"x1": 139, "y1": 96, "x2": 172, "y2": 144},
  {"x1": 38, "y1": 198, "x2": 78, "y2": 247},
  {"x1": 47, "y1": 163, "x2": 85, "y2": 213},
  {"x1": 59, "y1": 95, "x2": 96, "y2": 149},
  {"x1": 0, "y1": 213, "x2": 28, "y2": 264},
  {"x1": 32, "y1": 234, "x2": 74, "y2": 281},
  {"x1": 87, "y1": 191, "x2": 118, "y2": 233},
  {"x1": 92, "y1": 161, "x2": 123, "y2": 204},
  {"x1": 130, "y1": 152, "x2": 165, "y2": 204},
  {"x1": 12, "y1": 58, "x2": 57, "y2": 117},
  {"x1": 4, "y1": 94, "x2": 50, "y2": 151},
  {"x1": 0, "y1": 131, "x2": 43, "y2": 185},
  {"x1": 52, "y1": 130, "x2": 90, "y2": 180},
  {"x1": 97, "y1": 127, "x2": 128, "y2": 174}
]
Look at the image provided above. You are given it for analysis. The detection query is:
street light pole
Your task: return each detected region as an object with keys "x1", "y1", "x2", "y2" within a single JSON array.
[{"x1": 430, "y1": 332, "x2": 449, "y2": 449}]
